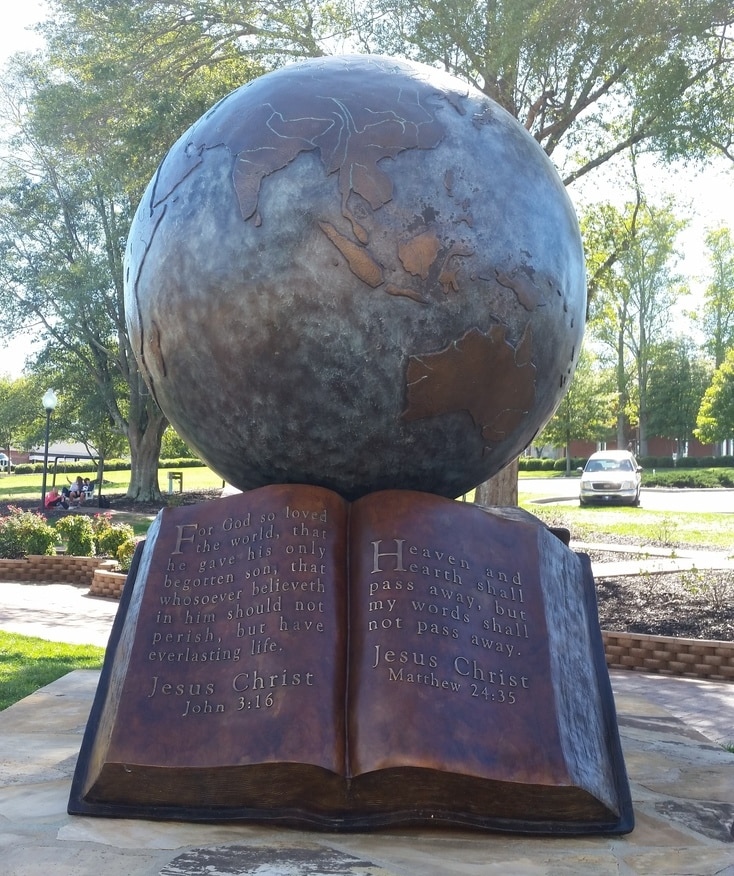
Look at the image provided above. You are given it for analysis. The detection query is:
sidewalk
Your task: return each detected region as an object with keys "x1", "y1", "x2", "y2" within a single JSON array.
[{"x1": 574, "y1": 540, "x2": 734, "y2": 578}]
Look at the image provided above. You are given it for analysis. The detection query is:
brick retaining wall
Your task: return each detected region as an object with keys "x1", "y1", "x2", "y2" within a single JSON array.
[
  {"x1": 603, "y1": 630, "x2": 734, "y2": 682},
  {"x1": 89, "y1": 568, "x2": 127, "y2": 599},
  {"x1": 0, "y1": 555, "x2": 116, "y2": 587}
]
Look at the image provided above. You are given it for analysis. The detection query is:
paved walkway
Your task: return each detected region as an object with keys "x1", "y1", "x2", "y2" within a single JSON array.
[{"x1": 574, "y1": 540, "x2": 734, "y2": 578}]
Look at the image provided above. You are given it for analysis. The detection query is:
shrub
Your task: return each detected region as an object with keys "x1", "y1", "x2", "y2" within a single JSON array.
[
  {"x1": 116, "y1": 539, "x2": 137, "y2": 572},
  {"x1": 55, "y1": 514, "x2": 95, "y2": 557},
  {"x1": 0, "y1": 506, "x2": 58, "y2": 558},
  {"x1": 103, "y1": 458, "x2": 131, "y2": 471},
  {"x1": 159, "y1": 457, "x2": 206, "y2": 469},
  {"x1": 97, "y1": 523, "x2": 135, "y2": 559},
  {"x1": 90, "y1": 512, "x2": 113, "y2": 554},
  {"x1": 644, "y1": 468, "x2": 723, "y2": 488},
  {"x1": 552, "y1": 458, "x2": 583, "y2": 471},
  {"x1": 13, "y1": 463, "x2": 44, "y2": 475},
  {"x1": 523, "y1": 458, "x2": 545, "y2": 471}
]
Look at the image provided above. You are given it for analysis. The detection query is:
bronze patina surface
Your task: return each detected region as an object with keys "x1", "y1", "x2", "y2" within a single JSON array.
[
  {"x1": 125, "y1": 55, "x2": 586, "y2": 500},
  {"x1": 69, "y1": 486, "x2": 631, "y2": 833}
]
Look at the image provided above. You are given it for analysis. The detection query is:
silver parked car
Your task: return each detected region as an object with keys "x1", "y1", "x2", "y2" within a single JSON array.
[{"x1": 579, "y1": 450, "x2": 642, "y2": 507}]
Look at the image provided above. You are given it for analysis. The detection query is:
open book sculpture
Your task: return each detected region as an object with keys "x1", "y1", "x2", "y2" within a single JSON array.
[{"x1": 69, "y1": 485, "x2": 633, "y2": 834}]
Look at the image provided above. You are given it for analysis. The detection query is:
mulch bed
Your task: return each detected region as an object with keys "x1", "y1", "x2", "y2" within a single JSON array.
[
  {"x1": 594, "y1": 571, "x2": 734, "y2": 640},
  {"x1": 581, "y1": 546, "x2": 734, "y2": 640}
]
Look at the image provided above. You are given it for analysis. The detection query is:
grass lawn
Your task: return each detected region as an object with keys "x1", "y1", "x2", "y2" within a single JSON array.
[
  {"x1": 523, "y1": 502, "x2": 734, "y2": 551},
  {"x1": 0, "y1": 465, "x2": 224, "y2": 502},
  {"x1": 0, "y1": 466, "x2": 225, "y2": 537},
  {"x1": 0, "y1": 631, "x2": 104, "y2": 711}
]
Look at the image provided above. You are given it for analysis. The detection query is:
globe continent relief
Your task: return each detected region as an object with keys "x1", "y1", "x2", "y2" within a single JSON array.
[{"x1": 125, "y1": 55, "x2": 586, "y2": 500}]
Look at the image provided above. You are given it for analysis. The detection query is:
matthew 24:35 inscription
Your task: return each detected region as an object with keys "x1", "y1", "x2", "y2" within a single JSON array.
[{"x1": 70, "y1": 485, "x2": 632, "y2": 833}]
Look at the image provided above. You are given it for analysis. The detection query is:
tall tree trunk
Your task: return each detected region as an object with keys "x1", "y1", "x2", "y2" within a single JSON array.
[
  {"x1": 638, "y1": 408, "x2": 648, "y2": 458},
  {"x1": 473, "y1": 459, "x2": 519, "y2": 507},
  {"x1": 126, "y1": 405, "x2": 167, "y2": 501}
]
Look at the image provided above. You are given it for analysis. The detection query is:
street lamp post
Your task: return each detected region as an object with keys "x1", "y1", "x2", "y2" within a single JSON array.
[{"x1": 40, "y1": 389, "x2": 58, "y2": 511}]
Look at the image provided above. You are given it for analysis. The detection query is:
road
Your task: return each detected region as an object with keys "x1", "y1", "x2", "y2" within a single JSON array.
[{"x1": 519, "y1": 478, "x2": 734, "y2": 513}]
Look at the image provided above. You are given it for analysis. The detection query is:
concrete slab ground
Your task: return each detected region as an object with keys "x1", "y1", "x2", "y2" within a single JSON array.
[{"x1": 0, "y1": 670, "x2": 733, "y2": 876}]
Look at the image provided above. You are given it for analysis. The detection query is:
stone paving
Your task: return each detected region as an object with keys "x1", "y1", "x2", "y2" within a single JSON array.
[{"x1": 0, "y1": 669, "x2": 732, "y2": 876}]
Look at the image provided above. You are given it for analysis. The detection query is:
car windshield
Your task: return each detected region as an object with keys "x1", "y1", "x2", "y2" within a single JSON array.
[{"x1": 586, "y1": 458, "x2": 633, "y2": 473}]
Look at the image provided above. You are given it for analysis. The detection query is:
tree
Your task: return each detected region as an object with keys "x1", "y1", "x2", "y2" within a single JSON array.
[
  {"x1": 33, "y1": 349, "x2": 129, "y2": 484},
  {"x1": 701, "y1": 227, "x2": 734, "y2": 368},
  {"x1": 0, "y1": 39, "x2": 249, "y2": 499},
  {"x1": 161, "y1": 426, "x2": 197, "y2": 460},
  {"x1": 0, "y1": 375, "x2": 40, "y2": 462},
  {"x1": 620, "y1": 203, "x2": 687, "y2": 456},
  {"x1": 584, "y1": 198, "x2": 687, "y2": 456},
  {"x1": 7, "y1": 0, "x2": 734, "y2": 504},
  {"x1": 646, "y1": 338, "x2": 712, "y2": 454},
  {"x1": 537, "y1": 349, "x2": 615, "y2": 470},
  {"x1": 696, "y1": 346, "x2": 734, "y2": 445},
  {"x1": 356, "y1": 0, "x2": 734, "y2": 181},
  {"x1": 582, "y1": 201, "x2": 638, "y2": 448},
  {"x1": 0, "y1": 96, "x2": 166, "y2": 499}
]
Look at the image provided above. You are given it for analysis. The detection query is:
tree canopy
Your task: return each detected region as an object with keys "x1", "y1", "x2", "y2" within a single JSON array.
[
  {"x1": 701, "y1": 226, "x2": 734, "y2": 368},
  {"x1": 36, "y1": 0, "x2": 734, "y2": 182},
  {"x1": 696, "y1": 346, "x2": 734, "y2": 444},
  {"x1": 1, "y1": 0, "x2": 733, "y2": 498},
  {"x1": 352, "y1": 0, "x2": 734, "y2": 180}
]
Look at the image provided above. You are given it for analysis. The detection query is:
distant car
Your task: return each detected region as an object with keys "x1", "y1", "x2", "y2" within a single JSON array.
[
  {"x1": 579, "y1": 450, "x2": 642, "y2": 507},
  {"x1": 0, "y1": 453, "x2": 8, "y2": 470}
]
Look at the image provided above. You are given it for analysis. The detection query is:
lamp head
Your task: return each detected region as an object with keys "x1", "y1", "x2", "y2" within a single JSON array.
[{"x1": 42, "y1": 388, "x2": 58, "y2": 413}]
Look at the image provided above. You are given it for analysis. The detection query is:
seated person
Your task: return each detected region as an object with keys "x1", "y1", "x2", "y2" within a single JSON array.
[
  {"x1": 45, "y1": 487, "x2": 68, "y2": 510},
  {"x1": 81, "y1": 477, "x2": 94, "y2": 500},
  {"x1": 67, "y1": 476, "x2": 84, "y2": 505}
]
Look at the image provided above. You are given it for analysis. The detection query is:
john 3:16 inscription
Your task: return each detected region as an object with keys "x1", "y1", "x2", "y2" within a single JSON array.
[{"x1": 146, "y1": 500, "x2": 333, "y2": 717}]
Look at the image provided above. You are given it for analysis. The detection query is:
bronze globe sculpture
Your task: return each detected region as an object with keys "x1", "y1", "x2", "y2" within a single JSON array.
[{"x1": 125, "y1": 55, "x2": 586, "y2": 500}]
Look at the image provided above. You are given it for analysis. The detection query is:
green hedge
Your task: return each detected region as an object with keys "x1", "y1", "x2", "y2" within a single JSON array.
[
  {"x1": 518, "y1": 457, "x2": 584, "y2": 472},
  {"x1": 12, "y1": 457, "x2": 207, "y2": 475},
  {"x1": 159, "y1": 458, "x2": 207, "y2": 469},
  {"x1": 519, "y1": 455, "x2": 734, "y2": 483},
  {"x1": 642, "y1": 468, "x2": 734, "y2": 488},
  {"x1": 639, "y1": 455, "x2": 734, "y2": 471}
]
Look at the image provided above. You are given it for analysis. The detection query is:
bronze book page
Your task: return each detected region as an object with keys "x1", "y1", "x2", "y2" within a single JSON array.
[
  {"x1": 78, "y1": 484, "x2": 349, "y2": 806},
  {"x1": 347, "y1": 490, "x2": 571, "y2": 786},
  {"x1": 70, "y1": 486, "x2": 632, "y2": 832}
]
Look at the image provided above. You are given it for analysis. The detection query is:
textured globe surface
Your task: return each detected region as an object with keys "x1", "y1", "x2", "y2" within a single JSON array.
[{"x1": 125, "y1": 55, "x2": 586, "y2": 500}]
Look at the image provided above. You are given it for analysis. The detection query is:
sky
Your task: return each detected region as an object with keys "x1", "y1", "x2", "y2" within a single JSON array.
[
  {"x1": 0, "y1": 2, "x2": 732, "y2": 379},
  {"x1": 0, "y1": 3, "x2": 45, "y2": 378}
]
